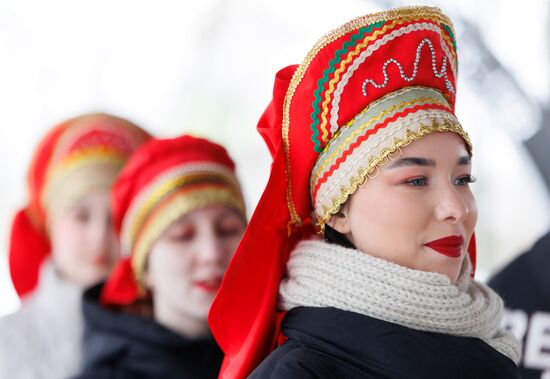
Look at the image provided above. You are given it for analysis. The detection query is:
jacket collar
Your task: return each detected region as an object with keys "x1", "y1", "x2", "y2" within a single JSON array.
[{"x1": 81, "y1": 284, "x2": 222, "y2": 378}]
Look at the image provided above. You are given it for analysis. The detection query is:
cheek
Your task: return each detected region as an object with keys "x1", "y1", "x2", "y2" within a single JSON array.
[
  {"x1": 49, "y1": 218, "x2": 87, "y2": 259},
  {"x1": 222, "y1": 236, "x2": 242, "y2": 260},
  {"x1": 465, "y1": 193, "x2": 478, "y2": 234},
  {"x1": 386, "y1": 195, "x2": 432, "y2": 232},
  {"x1": 349, "y1": 190, "x2": 430, "y2": 249},
  {"x1": 149, "y1": 245, "x2": 194, "y2": 284},
  {"x1": 48, "y1": 220, "x2": 93, "y2": 281}
]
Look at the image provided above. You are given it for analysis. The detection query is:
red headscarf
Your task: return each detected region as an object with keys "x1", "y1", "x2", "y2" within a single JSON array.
[
  {"x1": 100, "y1": 135, "x2": 246, "y2": 306},
  {"x1": 209, "y1": 6, "x2": 477, "y2": 378},
  {"x1": 9, "y1": 113, "x2": 151, "y2": 298}
]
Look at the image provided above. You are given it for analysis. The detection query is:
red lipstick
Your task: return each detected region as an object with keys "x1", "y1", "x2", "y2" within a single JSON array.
[
  {"x1": 92, "y1": 255, "x2": 109, "y2": 267},
  {"x1": 424, "y1": 235, "x2": 464, "y2": 258},
  {"x1": 194, "y1": 278, "x2": 222, "y2": 293}
]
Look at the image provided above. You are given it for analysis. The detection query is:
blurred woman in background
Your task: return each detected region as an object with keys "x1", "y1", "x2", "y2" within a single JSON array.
[
  {"x1": 74, "y1": 135, "x2": 247, "y2": 379},
  {"x1": 0, "y1": 113, "x2": 151, "y2": 379}
]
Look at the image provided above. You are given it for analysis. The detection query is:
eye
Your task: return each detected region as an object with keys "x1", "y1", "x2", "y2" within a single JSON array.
[
  {"x1": 216, "y1": 217, "x2": 245, "y2": 238},
  {"x1": 217, "y1": 226, "x2": 243, "y2": 238},
  {"x1": 166, "y1": 226, "x2": 195, "y2": 242},
  {"x1": 404, "y1": 177, "x2": 428, "y2": 187},
  {"x1": 217, "y1": 223, "x2": 244, "y2": 238},
  {"x1": 455, "y1": 175, "x2": 476, "y2": 186}
]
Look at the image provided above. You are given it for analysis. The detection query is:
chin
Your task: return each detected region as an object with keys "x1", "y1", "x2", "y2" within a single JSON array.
[
  {"x1": 82, "y1": 270, "x2": 108, "y2": 287},
  {"x1": 181, "y1": 303, "x2": 210, "y2": 321}
]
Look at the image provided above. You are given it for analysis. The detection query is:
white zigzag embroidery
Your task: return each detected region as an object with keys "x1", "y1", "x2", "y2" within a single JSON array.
[
  {"x1": 361, "y1": 38, "x2": 455, "y2": 97},
  {"x1": 330, "y1": 23, "x2": 456, "y2": 133}
]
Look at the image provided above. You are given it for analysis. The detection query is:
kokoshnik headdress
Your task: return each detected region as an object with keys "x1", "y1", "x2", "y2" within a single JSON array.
[
  {"x1": 100, "y1": 135, "x2": 246, "y2": 306},
  {"x1": 9, "y1": 113, "x2": 151, "y2": 298}
]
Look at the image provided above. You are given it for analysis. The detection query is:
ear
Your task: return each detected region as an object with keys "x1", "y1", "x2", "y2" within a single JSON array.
[{"x1": 326, "y1": 204, "x2": 351, "y2": 235}]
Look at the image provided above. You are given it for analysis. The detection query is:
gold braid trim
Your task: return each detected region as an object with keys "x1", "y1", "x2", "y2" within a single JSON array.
[
  {"x1": 316, "y1": 119, "x2": 471, "y2": 231},
  {"x1": 44, "y1": 148, "x2": 126, "y2": 183},
  {"x1": 125, "y1": 171, "x2": 242, "y2": 250},
  {"x1": 42, "y1": 157, "x2": 124, "y2": 219}
]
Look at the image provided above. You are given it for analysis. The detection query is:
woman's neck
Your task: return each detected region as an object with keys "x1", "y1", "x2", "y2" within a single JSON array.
[{"x1": 152, "y1": 297, "x2": 210, "y2": 339}]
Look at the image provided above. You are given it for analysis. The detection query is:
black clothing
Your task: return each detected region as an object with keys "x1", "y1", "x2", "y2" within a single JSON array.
[
  {"x1": 489, "y1": 231, "x2": 550, "y2": 379},
  {"x1": 73, "y1": 284, "x2": 223, "y2": 379},
  {"x1": 250, "y1": 307, "x2": 519, "y2": 379}
]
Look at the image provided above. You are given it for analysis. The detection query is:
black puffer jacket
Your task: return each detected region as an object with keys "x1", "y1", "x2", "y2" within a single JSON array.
[
  {"x1": 250, "y1": 307, "x2": 520, "y2": 379},
  {"x1": 489, "y1": 231, "x2": 550, "y2": 379},
  {"x1": 73, "y1": 284, "x2": 223, "y2": 379}
]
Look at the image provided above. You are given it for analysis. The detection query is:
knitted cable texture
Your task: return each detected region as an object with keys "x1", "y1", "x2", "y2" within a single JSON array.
[{"x1": 279, "y1": 239, "x2": 520, "y2": 363}]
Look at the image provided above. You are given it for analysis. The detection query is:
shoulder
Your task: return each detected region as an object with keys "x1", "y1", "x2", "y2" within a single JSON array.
[
  {"x1": 0, "y1": 297, "x2": 80, "y2": 377},
  {"x1": 249, "y1": 341, "x2": 348, "y2": 379},
  {"x1": 0, "y1": 297, "x2": 38, "y2": 344},
  {"x1": 73, "y1": 366, "x2": 149, "y2": 379},
  {"x1": 248, "y1": 343, "x2": 323, "y2": 379},
  {"x1": 0, "y1": 305, "x2": 31, "y2": 374}
]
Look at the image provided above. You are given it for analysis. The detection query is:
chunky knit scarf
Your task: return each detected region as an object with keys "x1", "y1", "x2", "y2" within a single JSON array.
[{"x1": 278, "y1": 239, "x2": 520, "y2": 363}]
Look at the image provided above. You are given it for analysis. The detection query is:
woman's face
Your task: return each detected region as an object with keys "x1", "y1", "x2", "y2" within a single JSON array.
[
  {"x1": 145, "y1": 206, "x2": 246, "y2": 322},
  {"x1": 49, "y1": 190, "x2": 119, "y2": 287},
  {"x1": 328, "y1": 132, "x2": 477, "y2": 283}
]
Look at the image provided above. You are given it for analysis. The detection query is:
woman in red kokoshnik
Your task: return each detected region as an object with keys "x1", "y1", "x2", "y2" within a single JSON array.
[
  {"x1": 75, "y1": 135, "x2": 247, "y2": 379},
  {"x1": 0, "y1": 113, "x2": 151, "y2": 379},
  {"x1": 209, "y1": 6, "x2": 521, "y2": 379}
]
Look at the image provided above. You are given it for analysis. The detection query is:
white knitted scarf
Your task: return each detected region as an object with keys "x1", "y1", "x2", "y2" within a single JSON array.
[{"x1": 278, "y1": 239, "x2": 520, "y2": 364}]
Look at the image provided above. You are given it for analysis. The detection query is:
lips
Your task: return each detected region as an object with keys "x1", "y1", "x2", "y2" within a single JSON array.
[
  {"x1": 194, "y1": 277, "x2": 223, "y2": 293},
  {"x1": 424, "y1": 235, "x2": 464, "y2": 258},
  {"x1": 92, "y1": 255, "x2": 109, "y2": 267}
]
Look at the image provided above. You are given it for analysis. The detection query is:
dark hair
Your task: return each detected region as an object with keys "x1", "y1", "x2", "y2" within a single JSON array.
[{"x1": 324, "y1": 224, "x2": 355, "y2": 249}]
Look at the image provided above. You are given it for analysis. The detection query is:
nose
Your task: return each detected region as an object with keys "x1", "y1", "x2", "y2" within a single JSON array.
[
  {"x1": 434, "y1": 184, "x2": 470, "y2": 224},
  {"x1": 90, "y1": 214, "x2": 117, "y2": 256},
  {"x1": 196, "y1": 231, "x2": 226, "y2": 266}
]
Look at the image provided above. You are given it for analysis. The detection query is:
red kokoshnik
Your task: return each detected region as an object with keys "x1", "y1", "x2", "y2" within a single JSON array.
[{"x1": 100, "y1": 135, "x2": 246, "y2": 306}]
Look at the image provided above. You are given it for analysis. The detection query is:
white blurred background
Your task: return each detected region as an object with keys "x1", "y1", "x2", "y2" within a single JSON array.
[{"x1": 1, "y1": 0, "x2": 550, "y2": 316}]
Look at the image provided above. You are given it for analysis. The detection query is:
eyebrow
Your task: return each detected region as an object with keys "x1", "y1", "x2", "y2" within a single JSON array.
[
  {"x1": 388, "y1": 155, "x2": 471, "y2": 169},
  {"x1": 388, "y1": 157, "x2": 436, "y2": 168}
]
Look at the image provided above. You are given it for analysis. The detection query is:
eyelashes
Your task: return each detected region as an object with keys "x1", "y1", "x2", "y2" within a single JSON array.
[
  {"x1": 403, "y1": 174, "x2": 476, "y2": 187},
  {"x1": 454, "y1": 174, "x2": 476, "y2": 186},
  {"x1": 166, "y1": 225, "x2": 244, "y2": 242},
  {"x1": 404, "y1": 177, "x2": 428, "y2": 187}
]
